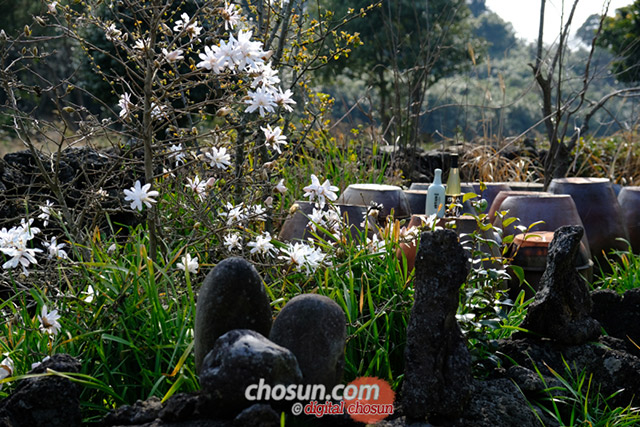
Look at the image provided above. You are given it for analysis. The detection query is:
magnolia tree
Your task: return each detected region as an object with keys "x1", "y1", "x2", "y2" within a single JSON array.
[{"x1": 0, "y1": 0, "x2": 378, "y2": 275}]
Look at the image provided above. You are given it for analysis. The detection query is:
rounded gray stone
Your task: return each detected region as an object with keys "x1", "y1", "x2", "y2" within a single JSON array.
[
  {"x1": 194, "y1": 257, "x2": 272, "y2": 373},
  {"x1": 269, "y1": 294, "x2": 346, "y2": 388}
]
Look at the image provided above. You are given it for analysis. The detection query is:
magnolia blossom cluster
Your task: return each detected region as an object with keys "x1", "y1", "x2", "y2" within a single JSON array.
[
  {"x1": 196, "y1": 29, "x2": 296, "y2": 117},
  {"x1": 0, "y1": 219, "x2": 43, "y2": 276},
  {"x1": 221, "y1": 202, "x2": 267, "y2": 226},
  {"x1": 114, "y1": 11, "x2": 296, "y2": 129},
  {"x1": 278, "y1": 241, "x2": 325, "y2": 274}
]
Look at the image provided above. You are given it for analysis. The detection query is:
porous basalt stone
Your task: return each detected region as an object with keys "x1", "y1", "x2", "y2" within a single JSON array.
[
  {"x1": 402, "y1": 229, "x2": 471, "y2": 421},
  {"x1": 0, "y1": 353, "x2": 82, "y2": 427},
  {"x1": 269, "y1": 294, "x2": 346, "y2": 388},
  {"x1": 194, "y1": 257, "x2": 272, "y2": 373},
  {"x1": 521, "y1": 225, "x2": 600, "y2": 344},
  {"x1": 233, "y1": 404, "x2": 280, "y2": 427},
  {"x1": 199, "y1": 329, "x2": 302, "y2": 415}
]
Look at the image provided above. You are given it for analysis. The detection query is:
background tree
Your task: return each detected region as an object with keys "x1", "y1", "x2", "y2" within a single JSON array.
[
  {"x1": 320, "y1": 0, "x2": 477, "y2": 175},
  {"x1": 597, "y1": 0, "x2": 640, "y2": 83}
]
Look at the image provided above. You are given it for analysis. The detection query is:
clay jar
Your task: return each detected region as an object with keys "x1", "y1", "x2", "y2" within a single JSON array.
[
  {"x1": 488, "y1": 191, "x2": 551, "y2": 223},
  {"x1": 403, "y1": 190, "x2": 428, "y2": 215},
  {"x1": 509, "y1": 231, "x2": 593, "y2": 299},
  {"x1": 492, "y1": 193, "x2": 592, "y2": 259},
  {"x1": 338, "y1": 184, "x2": 412, "y2": 221},
  {"x1": 617, "y1": 186, "x2": 640, "y2": 253},
  {"x1": 548, "y1": 177, "x2": 629, "y2": 263}
]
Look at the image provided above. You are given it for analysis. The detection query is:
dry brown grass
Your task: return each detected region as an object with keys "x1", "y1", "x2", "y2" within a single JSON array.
[{"x1": 461, "y1": 144, "x2": 543, "y2": 183}]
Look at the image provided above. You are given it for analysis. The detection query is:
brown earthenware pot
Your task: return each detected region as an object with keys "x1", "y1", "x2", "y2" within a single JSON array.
[
  {"x1": 493, "y1": 193, "x2": 592, "y2": 260},
  {"x1": 488, "y1": 191, "x2": 551, "y2": 223},
  {"x1": 617, "y1": 186, "x2": 640, "y2": 253},
  {"x1": 338, "y1": 184, "x2": 412, "y2": 220},
  {"x1": 508, "y1": 231, "x2": 593, "y2": 299},
  {"x1": 548, "y1": 177, "x2": 629, "y2": 264}
]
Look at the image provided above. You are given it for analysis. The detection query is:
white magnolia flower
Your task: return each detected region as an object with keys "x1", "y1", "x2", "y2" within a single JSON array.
[
  {"x1": 261, "y1": 124, "x2": 287, "y2": 153},
  {"x1": 150, "y1": 102, "x2": 167, "y2": 121},
  {"x1": 224, "y1": 233, "x2": 243, "y2": 251},
  {"x1": 168, "y1": 143, "x2": 186, "y2": 165},
  {"x1": 162, "y1": 48, "x2": 184, "y2": 62},
  {"x1": 215, "y1": 37, "x2": 241, "y2": 70},
  {"x1": 38, "y1": 305, "x2": 62, "y2": 336},
  {"x1": 0, "y1": 220, "x2": 42, "y2": 276},
  {"x1": 38, "y1": 200, "x2": 54, "y2": 227},
  {"x1": 204, "y1": 146, "x2": 231, "y2": 169},
  {"x1": 1, "y1": 246, "x2": 42, "y2": 276},
  {"x1": 245, "y1": 86, "x2": 276, "y2": 116},
  {"x1": 105, "y1": 23, "x2": 123, "y2": 42},
  {"x1": 173, "y1": 13, "x2": 202, "y2": 39},
  {"x1": 252, "y1": 62, "x2": 280, "y2": 89},
  {"x1": 83, "y1": 285, "x2": 95, "y2": 303},
  {"x1": 279, "y1": 242, "x2": 325, "y2": 274},
  {"x1": 118, "y1": 92, "x2": 134, "y2": 119},
  {"x1": 221, "y1": 202, "x2": 247, "y2": 226},
  {"x1": 177, "y1": 253, "x2": 199, "y2": 274},
  {"x1": 47, "y1": 2, "x2": 58, "y2": 14},
  {"x1": 123, "y1": 180, "x2": 159, "y2": 211},
  {"x1": 0, "y1": 357, "x2": 14, "y2": 389},
  {"x1": 275, "y1": 179, "x2": 288, "y2": 194},
  {"x1": 186, "y1": 175, "x2": 207, "y2": 201},
  {"x1": 197, "y1": 45, "x2": 222, "y2": 73},
  {"x1": 234, "y1": 30, "x2": 266, "y2": 71},
  {"x1": 274, "y1": 87, "x2": 296, "y2": 112},
  {"x1": 249, "y1": 204, "x2": 267, "y2": 221},
  {"x1": 303, "y1": 174, "x2": 339, "y2": 208},
  {"x1": 247, "y1": 232, "x2": 276, "y2": 257},
  {"x1": 133, "y1": 38, "x2": 150, "y2": 51},
  {"x1": 221, "y1": 1, "x2": 241, "y2": 31},
  {"x1": 43, "y1": 236, "x2": 68, "y2": 260},
  {"x1": 307, "y1": 207, "x2": 326, "y2": 232}
]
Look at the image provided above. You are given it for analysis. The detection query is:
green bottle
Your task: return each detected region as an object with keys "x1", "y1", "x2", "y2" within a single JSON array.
[{"x1": 445, "y1": 154, "x2": 461, "y2": 216}]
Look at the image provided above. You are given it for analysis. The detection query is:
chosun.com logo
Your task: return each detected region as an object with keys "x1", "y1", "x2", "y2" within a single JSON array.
[{"x1": 245, "y1": 376, "x2": 395, "y2": 423}]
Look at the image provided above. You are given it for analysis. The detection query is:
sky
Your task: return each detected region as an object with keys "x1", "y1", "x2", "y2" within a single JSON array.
[{"x1": 485, "y1": 0, "x2": 634, "y2": 45}]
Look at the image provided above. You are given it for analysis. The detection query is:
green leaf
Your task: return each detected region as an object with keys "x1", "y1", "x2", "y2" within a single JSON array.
[
  {"x1": 503, "y1": 217, "x2": 518, "y2": 228},
  {"x1": 510, "y1": 265, "x2": 525, "y2": 285},
  {"x1": 463, "y1": 192, "x2": 478, "y2": 203}
]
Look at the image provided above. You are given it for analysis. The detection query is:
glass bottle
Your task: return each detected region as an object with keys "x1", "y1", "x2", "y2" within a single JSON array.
[{"x1": 445, "y1": 154, "x2": 462, "y2": 216}]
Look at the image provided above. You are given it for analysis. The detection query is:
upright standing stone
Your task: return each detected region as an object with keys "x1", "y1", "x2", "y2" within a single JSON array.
[
  {"x1": 521, "y1": 225, "x2": 600, "y2": 345},
  {"x1": 402, "y1": 229, "x2": 471, "y2": 421},
  {"x1": 270, "y1": 294, "x2": 347, "y2": 388},
  {"x1": 194, "y1": 257, "x2": 272, "y2": 373}
]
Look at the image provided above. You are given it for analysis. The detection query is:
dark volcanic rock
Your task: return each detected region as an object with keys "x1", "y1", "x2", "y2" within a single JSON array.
[
  {"x1": 199, "y1": 329, "x2": 302, "y2": 415},
  {"x1": 592, "y1": 288, "x2": 640, "y2": 355},
  {"x1": 521, "y1": 225, "x2": 600, "y2": 344},
  {"x1": 457, "y1": 379, "x2": 556, "y2": 427},
  {"x1": 103, "y1": 397, "x2": 163, "y2": 425},
  {"x1": 270, "y1": 294, "x2": 346, "y2": 388},
  {"x1": 499, "y1": 337, "x2": 640, "y2": 408},
  {"x1": 402, "y1": 229, "x2": 471, "y2": 421},
  {"x1": 194, "y1": 257, "x2": 272, "y2": 373},
  {"x1": 233, "y1": 404, "x2": 279, "y2": 427},
  {"x1": 0, "y1": 353, "x2": 81, "y2": 427}
]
